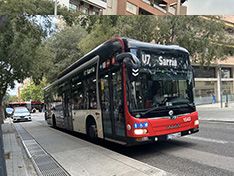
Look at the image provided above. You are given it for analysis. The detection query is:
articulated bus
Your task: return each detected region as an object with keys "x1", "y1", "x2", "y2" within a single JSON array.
[{"x1": 44, "y1": 38, "x2": 199, "y2": 145}]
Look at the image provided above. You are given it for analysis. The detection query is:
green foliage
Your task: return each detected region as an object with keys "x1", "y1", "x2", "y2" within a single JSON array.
[
  {"x1": 0, "y1": 16, "x2": 45, "y2": 96},
  {"x1": 0, "y1": 0, "x2": 63, "y2": 16},
  {"x1": 2, "y1": 92, "x2": 10, "y2": 104},
  {"x1": 79, "y1": 15, "x2": 234, "y2": 68},
  {"x1": 79, "y1": 16, "x2": 117, "y2": 54},
  {"x1": 0, "y1": 0, "x2": 81, "y2": 26},
  {"x1": 42, "y1": 25, "x2": 88, "y2": 83},
  {"x1": 20, "y1": 79, "x2": 48, "y2": 102},
  {"x1": 9, "y1": 95, "x2": 18, "y2": 103}
]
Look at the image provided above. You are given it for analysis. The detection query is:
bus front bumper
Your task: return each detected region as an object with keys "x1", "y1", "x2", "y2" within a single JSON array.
[{"x1": 127, "y1": 127, "x2": 199, "y2": 146}]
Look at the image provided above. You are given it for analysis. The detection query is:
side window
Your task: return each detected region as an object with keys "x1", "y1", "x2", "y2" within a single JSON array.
[
  {"x1": 72, "y1": 82, "x2": 83, "y2": 110},
  {"x1": 84, "y1": 76, "x2": 97, "y2": 109},
  {"x1": 71, "y1": 63, "x2": 97, "y2": 110},
  {"x1": 112, "y1": 69, "x2": 125, "y2": 136}
]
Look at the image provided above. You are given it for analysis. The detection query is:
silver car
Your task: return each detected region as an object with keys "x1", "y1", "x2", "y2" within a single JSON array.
[{"x1": 13, "y1": 107, "x2": 31, "y2": 123}]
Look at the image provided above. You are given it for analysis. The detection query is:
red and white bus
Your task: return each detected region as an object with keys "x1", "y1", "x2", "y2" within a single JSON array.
[
  {"x1": 44, "y1": 38, "x2": 199, "y2": 145},
  {"x1": 9, "y1": 101, "x2": 44, "y2": 113}
]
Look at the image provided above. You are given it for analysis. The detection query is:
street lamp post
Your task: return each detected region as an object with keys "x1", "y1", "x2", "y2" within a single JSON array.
[
  {"x1": 219, "y1": 65, "x2": 223, "y2": 108},
  {"x1": 54, "y1": 0, "x2": 57, "y2": 16},
  {"x1": 177, "y1": 0, "x2": 181, "y2": 15}
]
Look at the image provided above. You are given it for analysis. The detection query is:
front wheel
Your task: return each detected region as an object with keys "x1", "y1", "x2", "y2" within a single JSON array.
[{"x1": 87, "y1": 119, "x2": 98, "y2": 143}]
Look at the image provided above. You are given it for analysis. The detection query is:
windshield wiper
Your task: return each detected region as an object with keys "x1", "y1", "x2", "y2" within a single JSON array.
[
  {"x1": 140, "y1": 106, "x2": 168, "y2": 117},
  {"x1": 185, "y1": 103, "x2": 195, "y2": 110}
]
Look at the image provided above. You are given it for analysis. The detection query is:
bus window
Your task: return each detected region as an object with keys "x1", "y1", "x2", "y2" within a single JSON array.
[
  {"x1": 112, "y1": 70, "x2": 125, "y2": 136},
  {"x1": 83, "y1": 76, "x2": 97, "y2": 109},
  {"x1": 100, "y1": 73, "x2": 112, "y2": 135},
  {"x1": 72, "y1": 83, "x2": 83, "y2": 110}
]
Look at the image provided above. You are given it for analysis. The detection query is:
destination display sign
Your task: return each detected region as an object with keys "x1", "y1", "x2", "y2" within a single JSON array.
[{"x1": 136, "y1": 50, "x2": 190, "y2": 70}]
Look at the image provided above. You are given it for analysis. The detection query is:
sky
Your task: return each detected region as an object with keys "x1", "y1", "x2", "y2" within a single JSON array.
[
  {"x1": 8, "y1": 82, "x2": 20, "y2": 96},
  {"x1": 183, "y1": 0, "x2": 234, "y2": 15}
]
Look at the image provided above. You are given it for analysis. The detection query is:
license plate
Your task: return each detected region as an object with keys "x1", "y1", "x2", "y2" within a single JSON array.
[{"x1": 167, "y1": 132, "x2": 181, "y2": 140}]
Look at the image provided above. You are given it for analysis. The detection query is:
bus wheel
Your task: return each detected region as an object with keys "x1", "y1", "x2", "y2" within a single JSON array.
[{"x1": 87, "y1": 118, "x2": 98, "y2": 142}]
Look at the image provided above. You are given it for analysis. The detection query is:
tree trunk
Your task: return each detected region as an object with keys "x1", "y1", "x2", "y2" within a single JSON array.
[
  {"x1": 0, "y1": 96, "x2": 4, "y2": 124},
  {"x1": 0, "y1": 95, "x2": 7, "y2": 175}
]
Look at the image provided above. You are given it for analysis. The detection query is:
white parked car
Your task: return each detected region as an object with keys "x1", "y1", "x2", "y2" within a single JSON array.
[{"x1": 13, "y1": 107, "x2": 31, "y2": 123}]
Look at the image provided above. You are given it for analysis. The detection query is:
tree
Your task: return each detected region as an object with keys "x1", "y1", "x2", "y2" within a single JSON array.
[
  {"x1": 79, "y1": 16, "x2": 117, "y2": 54},
  {"x1": 154, "y1": 16, "x2": 234, "y2": 67},
  {"x1": 80, "y1": 15, "x2": 234, "y2": 68},
  {"x1": 0, "y1": 0, "x2": 81, "y2": 26},
  {"x1": 42, "y1": 25, "x2": 88, "y2": 83},
  {"x1": 20, "y1": 79, "x2": 48, "y2": 102},
  {"x1": 2, "y1": 92, "x2": 10, "y2": 105},
  {"x1": 9, "y1": 96, "x2": 18, "y2": 103},
  {"x1": 0, "y1": 15, "x2": 48, "y2": 123}
]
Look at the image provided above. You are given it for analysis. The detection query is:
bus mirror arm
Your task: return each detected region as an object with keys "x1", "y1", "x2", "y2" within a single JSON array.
[{"x1": 116, "y1": 52, "x2": 140, "y2": 69}]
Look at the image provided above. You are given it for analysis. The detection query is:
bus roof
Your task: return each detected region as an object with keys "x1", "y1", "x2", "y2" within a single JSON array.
[
  {"x1": 57, "y1": 38, "x2": 189, "y2": 79},
  {"x1": 125, "y1": 38, "x2": 189, "y2": 53},
  {"x1": 45, "y1": 38, "x2": 189, "y2": 91}
]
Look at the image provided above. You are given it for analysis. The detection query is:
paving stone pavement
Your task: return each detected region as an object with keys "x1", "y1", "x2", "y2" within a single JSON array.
[{"x1": 2, "y1": 118, "x2": 37, "y2": 176}]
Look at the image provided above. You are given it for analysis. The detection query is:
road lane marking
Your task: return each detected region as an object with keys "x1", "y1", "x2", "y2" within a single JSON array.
[
  {"x1": 184, "y1": 136, "x2": 231, "y2": 144},
  {"x1": 161, "y1": 143, "x2": 234, "y2": 172}
]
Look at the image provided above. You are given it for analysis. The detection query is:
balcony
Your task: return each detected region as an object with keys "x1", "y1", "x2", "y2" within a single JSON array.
[
  {"x1": 141, "y1": 0, "x2": 167, "y2": 14},
  {"x1": 86, "y1": 0, "x2": 107, "y2": 9}
]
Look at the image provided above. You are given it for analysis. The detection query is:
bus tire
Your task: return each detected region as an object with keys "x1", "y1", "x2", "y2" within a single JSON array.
[
  {"x1": 52, "y1": 115, "x2": 57, "y2": 128},
  {"x1": 86, "y1": 117, "x2": 98, "y2": 142}
]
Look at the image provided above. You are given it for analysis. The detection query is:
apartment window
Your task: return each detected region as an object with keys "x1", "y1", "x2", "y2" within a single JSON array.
[
  {"x1": 126, "y1": 2, "x2": 137, "y2": 15},
  {"x1": 92, "y1": 11, "x2": 99, "y2": 15},
  {"x1": 83, "y1": 7, "x2": 89, "y2": 14},
  {"x1": 69, "y1": 3, "x2": 78, "y2": 11},
  {"x1": 92, "y1": 7, "x2": 100, "y2": 15}
]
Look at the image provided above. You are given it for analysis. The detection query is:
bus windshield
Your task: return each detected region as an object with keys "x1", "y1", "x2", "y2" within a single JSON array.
[{"x1": 126, "y1": 49, "x2": 195, "y2": 118}]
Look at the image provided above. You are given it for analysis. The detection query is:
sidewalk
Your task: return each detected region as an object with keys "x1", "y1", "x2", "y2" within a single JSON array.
[
  {"x1": 19, "y1": 121, "x2": 168, "y2": 176},
  {"x1": 2, "y1": 118, "x2": 168, "y2": 176},
  {"x1": 2, "y1": 118, "x2": 37, "y2": 176},
  {"x1": 196, "y1": 101, "x2": 234, "y2": 122}
]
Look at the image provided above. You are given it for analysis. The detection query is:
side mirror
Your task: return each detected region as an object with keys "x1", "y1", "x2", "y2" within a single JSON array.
[
  {"x1": 116, "y1": 52, "x2": 141, "y2": 81},
  {"x1": 116, "y1": 52, "x2": 140, "y2": 69}
]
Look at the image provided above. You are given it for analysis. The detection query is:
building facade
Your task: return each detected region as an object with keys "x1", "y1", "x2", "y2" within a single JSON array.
[
  {"x1": 56, "y1": 0, "x2": 187, "y2": 15},
  {"x1": 57, "y1": 0, "x2": 107, "y2": 15},
  {"x1": 193, "y1": 16, "x2": 234, "y2": 105},
  {"x1": 103, "y1": 0, "x2": 187, "y2": 15}
]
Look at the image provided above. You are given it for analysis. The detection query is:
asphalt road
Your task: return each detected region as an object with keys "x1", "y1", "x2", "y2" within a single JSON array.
[
  {"x1": 29, "y1": 112, "x2": 234, "y2": 176},
  {"x1": 106, "y1": 121, "x2": 234, "y2": 176}
]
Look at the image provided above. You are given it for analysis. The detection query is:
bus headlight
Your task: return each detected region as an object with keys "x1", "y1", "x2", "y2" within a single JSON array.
[
  {"x1": 134, "y1": 129, "x2": 148, "y2": 135},
  {"x1": 194, "y1": 120, "x2": 199, "y2": 125}
]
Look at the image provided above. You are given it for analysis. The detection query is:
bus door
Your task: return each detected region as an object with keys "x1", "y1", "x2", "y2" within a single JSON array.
[
  {"x1": 63, "y1": 91, "x2": 73, "y2": 131},
  {"x1": 100, "y1": 68, "x2": 126, "y2": 140}
]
